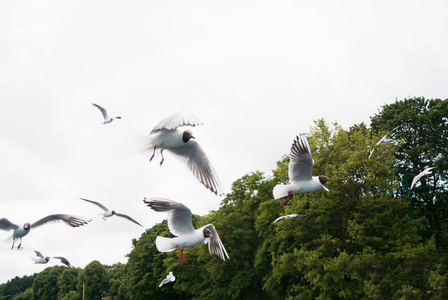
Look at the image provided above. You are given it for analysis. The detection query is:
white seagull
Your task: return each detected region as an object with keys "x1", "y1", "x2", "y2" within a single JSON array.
[
  {"x1": 410, "y1": 167, "x2": 436, "y2": 190},
  {"x1": 273, "y1": 214, "x2": 306, "y2": 224},
  {"x1": 159, "y1": 271, "x2": 176, "y2": 288},
  {"x1": 143, "y1": 111, "x2": 224, "y2": 196},
  {"x1": 80, "y1": 198, "x2": 143, "y2": 227},
  {"x1": 369, "y1": 126, "x2": 400, "y2": 159},
  {"x1": 0, "y1": 214, "x2": 91, "y2": 249},
  {"x1": 143, "y1": 197, "x2": 229, "y2": 264},
  {"x1": 31, "y1": 250, "x2": 50, "y2": 264},
  {"x1": 92, "y1": 103, "x2": 121, "y2": 124},
  {"x1": 273, "y1": 134, "x2": 333, "y2": 206}
]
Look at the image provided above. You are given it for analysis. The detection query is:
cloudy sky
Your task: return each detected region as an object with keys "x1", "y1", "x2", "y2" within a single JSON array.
[{"x1": 1, "y1": 0, "x2": 447, "y2": 283}]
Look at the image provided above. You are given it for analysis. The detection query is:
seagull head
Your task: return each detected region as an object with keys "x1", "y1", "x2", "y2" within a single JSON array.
[
  {"x1": 23, "y1": 223, "x2": 31, "y2": 231},
  {"x1": 318, "y1": 176, "x2": 334, "y2": 185},
  {"x1": 45, "y1": 257, "x2": 50, "y2": 262},
  {"x1": 183, "y1": 130, "x2": 195, "y2": 143},
  {"x1": 111, "y1": 210, "x2": 116, "y2": 215},
  {"x1": 203, "y1": 227, "x2": 213, "y2": 239}
]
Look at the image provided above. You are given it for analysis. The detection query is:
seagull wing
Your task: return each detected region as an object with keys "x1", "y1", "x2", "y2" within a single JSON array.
[
  {"x1": 203, "y1": 224, "x2": 229, "y2": 261},
  {"x1": 79, "y1": 198, "x2": 109, "y2": 212},
  {"x1": 166, "y1": 140, "x2": 224, "y2": 196},
  {"x1": 151, "y1": 111, "x2": 203, "y2": 133},
  {"x1": 411, "y1": 167, "x2": 436, "y2": 189},
  {"x1": 53, "y1": 256, "x2": 72, "y2": 267},
  {"x1": 114, "y1": 213, "x2": 143, "y2": 227},
  {"x1": 34, "y1": 250, "x2": 44, "y2": 258},
  {"x1": 143, "y1": 197, "x2": 195, "y2": 236},
  {"x1": 0, "y1": 218, "x2": 19, "y2": 231},
  {"x1": 31, "y1": 214, "x2": 90, "y2": 229},
  {"x1": 273, "y1": 216, "x2": 285, "y2": 224},
  {"x1": 92, "y1": 103, "x2": 109, "y2": 120},
  {"x1": 288, "y1": 134, "x2": 313, "y2": 182}
]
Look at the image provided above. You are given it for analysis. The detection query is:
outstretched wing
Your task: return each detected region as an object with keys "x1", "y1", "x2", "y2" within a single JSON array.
[
  {"x1": 79, "y1": 198, "x2": 109, "y2": 212},
  {"x1": 411, "y1": 167, "x2": 436, "y2": 189},
  {"x1": 203, "y1": 224, "x2": 229, "y2": 261},
  {"x1": 289, "y1": 134, "x2": 313, "y2": 182},
  {"x1": 114, "y1": 213, "x2": 143, "y2": 227},
  {"x1": 34, "y1": 250, "x2": 44, "y2": 258},
  {"x1": 151, "y1": 111, "x2": 203, "y2": 133},
  {"x1": 167, "y1": 140, "x2": 224, "y2": 196},
  {"x1": 0, "y1": 218, "x2": 19, "y2": 231},
  {"x1": 53, "y1": 256, "x2": 72, "y2": 267},
  {"x1": 143, "y1": 197, "x2": 195, "y2": 236},
  {"x1": 92, "y1": 103, "x2": 109, "y2": 120},
  {"x1": 31, "y1": 214, "x2": 90, "y2": 229}
]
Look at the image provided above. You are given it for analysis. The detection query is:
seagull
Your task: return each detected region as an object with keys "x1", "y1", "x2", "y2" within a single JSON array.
[
  {"x1": 92, "y1": 103, "x2": 121, "y2": 124},
  {"x1": 53, "y1": 256, "x2": 73, "y2": 267},
  {"x1": 410, "y1": 167, "x2": 436, "y2": 190},
  {"x1": 0, "y1": 214, "x2": 90, "y2": 249},
  {"x1": 143, "y1": 197, "x2": 229, "y2": 264},
  {"x1": 273, "y1": 214, "x2": 306, "y2": 224},
  {"x1": 143, "y1": 111, "x2": 224, "y2": 196},
  {"x1": 79, "y1": 198, "x2": 143, "y2": 227},
  {"x1": 273, "y1": 134, "x2": 333, "y2": 206},
  {"x1": 159, "y1": 271, "x2": 176, "y2": 287},
  {"x1": 369, "y1": 126, "x2": 400, "y2": 159},
  {"x1": 31, "y1": 250, "x2": 50, "y2": 264}
]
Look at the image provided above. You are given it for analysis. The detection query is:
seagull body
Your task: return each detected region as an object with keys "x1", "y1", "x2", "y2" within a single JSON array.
[
  {"x1": 159, "y1": 271, "x2": 176, "y2": 287},
  {"x1": 369, "y1": 126, "x2": 400, "y2": 159},
  {"x1": 273, "y1": 134, "x2": 333, "y2": 206},
  {"x1": 92, "y1": 103, "x2": 121, "y2": 124},
  {"x1": 144, "y1": 111, "x2": 224, "y2": 196},
  {"x1": 79, "y1": 198, "x2": 143, "y2": 227},
  {"x1": 143, "y1": 197, "x2": 229, "y2": 264},
  {"x1": 0, "y1": 214, "x2": 90, "y2": 249},
  {"x1": 410, "y1": 167, "x2": 436, "y2": 189},
  {"x1": 273, "y1": 214, "x2": 305, "y2": 223},
  {"x1": 31, "y1": 250, "x2": 50, "y2": 264}
]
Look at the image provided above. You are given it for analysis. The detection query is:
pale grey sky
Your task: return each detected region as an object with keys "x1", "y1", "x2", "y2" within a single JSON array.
[{"x1": 1, "y1": 0, "x2": 447, "y2": 283}]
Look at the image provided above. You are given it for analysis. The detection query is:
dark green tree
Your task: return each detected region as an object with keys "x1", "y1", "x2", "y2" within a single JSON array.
[
  {"x1": 57, "y1": 267, "x2": 81, "y2": 299},
  {"x1": 0, "y1": 274, "x2": 36, "y2": 299},
  {"x1": 77, "y1": 261, "x2": 109, "y2": 300},
  {"x1": 32, "y1": 266, "x2": 64, "y2": 300}
]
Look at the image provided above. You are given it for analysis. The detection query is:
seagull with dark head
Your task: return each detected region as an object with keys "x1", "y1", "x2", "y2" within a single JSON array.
[
  {"x1": 273, "y1": 134, "x2": 333, "y2": 206},
  {"x1": 92, "y1": 103, "x2": 121, "y2": 124}
]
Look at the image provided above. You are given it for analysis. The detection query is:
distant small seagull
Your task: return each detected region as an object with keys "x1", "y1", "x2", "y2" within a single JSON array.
[
  {"x1": 143, "y1": 111, "x2": 224, "y2": 196},
  {"x1": 79, "y1": 198, "x2": 143, "y2": 227},
  {"x1": 143, "y1": 197, "x2": 229, "y2": 264},
  {"x1": 0, "y1": 214, "x2": 90, "y2": 249},
  {"x1": 410, "y1": 167, "x2": 436, "y2": 190},
  {"x1": 53, "y1": 256, "x2": 73, "y2": 267},
  {"x1": 273, "y1": 214, "x2": 306, "y2": 224},
  {"x1": 31, "y1": 250, "x2": 50, "y2": 264},
  {"x1": 273, "y1": 134, "x2": 333, "y2": 206},
  {"x1": 369, "y1": 126, "x2": 400, "y2": 159},
  {"x1": 92, "y1": 103, "x2": 121, "y2": 124},
  {"x1": 159, "y1": 271, "x2": 176, "y2": 287}
]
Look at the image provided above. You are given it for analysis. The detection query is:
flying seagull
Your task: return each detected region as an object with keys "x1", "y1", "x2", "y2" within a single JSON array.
[
  {"x1": 159, "y1": 271, "x2": 176, "y2": 287},
  {"x1": 79, "y1": 198, "x2": 143, "y2": 227},
  {"x1": 31, "y1": 250, "x2": 50, "y2": 264},
  {"x1": 0, "y1": 214, "x2": 90, "y2": 249},
  {"x1": 273, "y1": 134, "x2": 333, "y2": 206},
  {"x1": 143, "y1": 111, "x2": 224, "y2": 196},
  {"x1": 369, "y1": 126, "x2": 400, "y2": 159},
  {"x1": 143, "y1": 197, "x2": 229, "y2": 264},
  {"x1": 92, "y1": 103, "x2": 121, "y2": 124},
  {"x1": 273, "y1": 214, "x2": 306, "y2": 224},
  {"x1": 410, "y1": 167, "x2": 436, "y2": 190}
]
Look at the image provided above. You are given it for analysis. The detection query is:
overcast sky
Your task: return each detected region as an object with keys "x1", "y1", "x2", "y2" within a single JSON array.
[{"x1": 1, "y1": 0, "x2": 447, "y2": 284}]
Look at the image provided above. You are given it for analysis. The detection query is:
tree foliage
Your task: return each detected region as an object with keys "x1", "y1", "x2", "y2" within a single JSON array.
[{"x1": 77, "y1": 261, "x2": 109, "y2": 300}]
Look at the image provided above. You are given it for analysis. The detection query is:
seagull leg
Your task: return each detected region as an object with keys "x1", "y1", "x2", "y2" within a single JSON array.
[
  {"x1": 159, "y1": 149, "x2": 165, "y2": 166},
  {"x1": 149, "y1": 146, "x2": 157, "y2": 162},
  {"x1": 175, "y1": 246, "x2": 185, "y2": 264},
  {"x1": 11, "y1": 238, "x2": 15, "y2": 250},
  {"x1": 18, "y1": 238, "x2": 22, "y2": 249},
  {"x1": 282, "y1": 192, "x2": 292, "y2": 206}
]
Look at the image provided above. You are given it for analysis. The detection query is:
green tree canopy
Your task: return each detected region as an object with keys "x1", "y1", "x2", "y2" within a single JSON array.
[{"x1": 77, "y1": 261, "x2": 109, "y2": 300}]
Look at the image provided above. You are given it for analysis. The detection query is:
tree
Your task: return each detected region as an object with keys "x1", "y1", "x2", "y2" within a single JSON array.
[
  {"x1": 57, "y1": 268, "x2": 81, "y2": 299},
  {"x1": 77, "y1": 261, "x2": 109, "y2": 300},
  {"x1": 32, "y1": 266, "x2": 64, "y2": 300}
]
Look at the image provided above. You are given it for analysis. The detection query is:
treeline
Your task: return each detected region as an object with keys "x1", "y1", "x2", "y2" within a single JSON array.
[{"x1": 1, "y1": 97, "x2": 447, "y2": 299}]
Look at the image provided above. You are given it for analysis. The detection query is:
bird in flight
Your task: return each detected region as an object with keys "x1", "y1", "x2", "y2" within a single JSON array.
[
  {"x1": 369, "y1": 126, "x2": 400, "y2": 159},
  {"x1": 159, "y1": 271, "x2": 176, "y2": 287},
  {"x1": 410, "y1": 167, "x2": 436, "y2": 190},
  {"x1": 92, "y1": 103, "x2": 121, "y2": 124}
]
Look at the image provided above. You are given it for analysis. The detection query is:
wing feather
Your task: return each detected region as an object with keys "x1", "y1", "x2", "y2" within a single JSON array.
[
  {"x1": 114, "y1": 213, "x2": 143, "y2": 227},
  {"x1": 288, "y1": 134, "x2": 313, "y2": 182},
  {"x1": 79, "y1": 198, "x2": 109, "y2": 212},
  {"x1": 31, "y1": 214, "x2": 90, "y2": 229},
  {"x1": 0, "y1": 218, "x2": 19, "y2": 231},
  {"x1": 204, "y1": 224, "x2": 229, "y2": 261},
  {"x1": 151, "y1": 111, "x2": 203, "y2": 133},
  {"x1": 92, "y1": 103, "x2": 109, "y2": 120}
]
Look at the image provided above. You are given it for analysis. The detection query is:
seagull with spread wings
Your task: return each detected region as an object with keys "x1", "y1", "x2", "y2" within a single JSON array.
[
  {"x1": 0, "y1": 214, "x2": 90, "y2": 249},
  {"x1": 31, "y1": 250, "x2": 73, "y2": 267},
  {"x1": 159, "y1": 271, "x2": 176, "y2": 287},
  {"x1": 79, "y1": 198, "x2": 143, "y2": 227},
  {"x1": 273, "y1": 214, "x2": 306, "y2": 224},
  {"x1": 143, "y1": 111, "x2": 224, "y2": 196},
  {"x1": 92, "y1": 103, "x2": 121, "y2": 124},
  {"x1": 273, "y1": 134, "x2": 333, "y2": 206},
  {"x1": 369, "y1": 126, "x2": 400, "y2": 159},
  {"x1": 410, "y1": 167, "x2": 436, "y2": 190},
  {"x1": 143, "y1": 197, "x2": 229, "y2": 264}
]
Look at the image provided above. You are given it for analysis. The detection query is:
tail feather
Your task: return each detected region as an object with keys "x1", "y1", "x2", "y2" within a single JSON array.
[
  {"x1": 273, "y1": 184, "x2": 290, "y2": 199},
  {"x1": 155, "y1": 236, "x2": 176, "y2": 252}
]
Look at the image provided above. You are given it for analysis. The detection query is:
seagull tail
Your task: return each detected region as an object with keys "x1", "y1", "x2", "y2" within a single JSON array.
[
  {"x1": 273, "y1": 184, "x2": 290, "y2": 199},
  {"x1": 155, "y1": 236, "x2": 176, "y2": 253}
]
